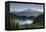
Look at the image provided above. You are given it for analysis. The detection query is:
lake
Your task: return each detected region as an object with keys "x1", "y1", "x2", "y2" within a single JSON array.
[{"x1": 15, "y1": 20, "x2": 33, "y2": 25}]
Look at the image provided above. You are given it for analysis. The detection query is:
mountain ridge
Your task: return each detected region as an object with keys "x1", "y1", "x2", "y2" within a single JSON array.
[{"x1": 10, "y1": 8, "x2": 43, "y2": 17}]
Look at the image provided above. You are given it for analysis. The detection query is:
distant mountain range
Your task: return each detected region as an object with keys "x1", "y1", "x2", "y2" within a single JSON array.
[{"x1": 10, "y1": 8, "x2": 43, "y2": 17}]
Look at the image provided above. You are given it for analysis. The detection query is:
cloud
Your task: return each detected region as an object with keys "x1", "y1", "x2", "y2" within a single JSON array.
[
  {"x1": 31, "y1": 8, "x2": 43, "y2": 13},
  {"x1": 10, "y1": 3, "x2": 43, "y2": 14}
]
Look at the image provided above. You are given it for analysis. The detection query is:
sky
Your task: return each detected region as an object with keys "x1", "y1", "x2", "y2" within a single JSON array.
[{"x1": 10, "y1": 3, "x2": 43, "y2": 13}]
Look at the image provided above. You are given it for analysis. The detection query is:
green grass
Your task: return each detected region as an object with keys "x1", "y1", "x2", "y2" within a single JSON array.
[{"x1": 18, "y1": 23, "x2": 43, "y2": 29}]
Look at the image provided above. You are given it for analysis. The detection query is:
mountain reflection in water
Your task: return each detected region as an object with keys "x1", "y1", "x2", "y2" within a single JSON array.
[{"x1": 16, "y1": 20, "x2": 33, "y2": 25}]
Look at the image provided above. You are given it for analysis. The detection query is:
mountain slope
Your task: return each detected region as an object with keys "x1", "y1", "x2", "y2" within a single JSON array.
[{"x1": 10, "y1": 8, "x2": 43, "y2": 17}]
